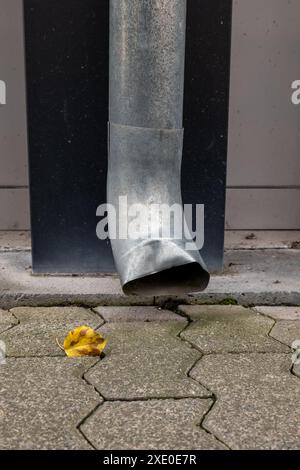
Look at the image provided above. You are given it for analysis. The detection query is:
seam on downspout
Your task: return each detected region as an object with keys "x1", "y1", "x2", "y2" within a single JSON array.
[{"x1": 108, "y1": 0, "x2": 209, "y2": 295}]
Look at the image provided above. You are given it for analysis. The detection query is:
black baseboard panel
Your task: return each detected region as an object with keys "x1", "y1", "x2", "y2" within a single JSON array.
[{"x1": 24, "y1": 0, "x2": 232, "y2": 274}]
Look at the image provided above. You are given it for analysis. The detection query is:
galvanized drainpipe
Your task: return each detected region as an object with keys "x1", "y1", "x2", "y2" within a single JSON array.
[{"x1": 108, "y1": 0, "x2": 209, "y2": 295}]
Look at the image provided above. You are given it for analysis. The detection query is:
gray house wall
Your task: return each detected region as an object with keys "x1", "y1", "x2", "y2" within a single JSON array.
[
  {"x1": 0, "y1": 0, "x2": 29, "y2": 229},
  {"x1": 0, "y1": 0, "x2": 299, "y2": 230},
  {"x1": 226, "y1": 0, "x2": 300, "y2": 229}
]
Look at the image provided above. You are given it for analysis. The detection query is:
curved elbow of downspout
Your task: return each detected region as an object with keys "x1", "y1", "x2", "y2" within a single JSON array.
[{"x1": 108, "y1": 0, "x2": 210, "y2": 296}]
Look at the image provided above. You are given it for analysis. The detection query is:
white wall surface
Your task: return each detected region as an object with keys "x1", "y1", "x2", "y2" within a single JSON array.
[{"x1": 0, "y1": 0, "x2": 299, "y2": 230}]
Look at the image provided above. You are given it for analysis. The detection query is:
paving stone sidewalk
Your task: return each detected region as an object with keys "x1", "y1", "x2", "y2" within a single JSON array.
[{"x1": 0, "y1": 305, "x2": 300, "y2": 450}]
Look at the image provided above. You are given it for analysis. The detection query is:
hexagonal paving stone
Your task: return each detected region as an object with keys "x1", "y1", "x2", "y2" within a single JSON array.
[
  {"x1": 0, "y1": 307, "x2": 104, "y2": 356},
  {"x1": 190, "y1": 353, "x2": 300, "y2": 450},
  {"x1": 293, "y1": 363, "x2": 300, "y2": 377},
  {"x1": 94, "y1": 306, "x2": 186, "y2": 322},
  {"x1": 0, "y1": 309, "x2": 18, "y2": 334},
  {"x1": 85, "y1": 322, "x2": 210, "y2": 399},
  {"x1": 270, "y1": 321, "x2": 300, "y2": 348},
  {"x1": 179, "y1": 305, "x2": 289, "y2": 353},
  {"x1": 0, "y1": 358, "x2": 101, "y2": 449},
  {"x1": 253, "y1": 306, "x2": 300, "y2": 321},
  {"x1": 81, "y1": 399, "x2": 226, "y2": 450}
]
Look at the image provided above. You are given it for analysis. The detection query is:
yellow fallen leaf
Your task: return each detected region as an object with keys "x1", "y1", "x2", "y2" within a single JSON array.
[{"x1": 62, "y1": 325, "x2": 107, "y2": 358}]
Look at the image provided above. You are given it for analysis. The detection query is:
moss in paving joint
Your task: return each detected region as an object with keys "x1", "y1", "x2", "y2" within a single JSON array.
[
  {"x1": 154, "y1": 298, "x2": 241, "y2": 310},
  {"x1": 218, "y1": 298, "x2": 238, "y2": 306}
]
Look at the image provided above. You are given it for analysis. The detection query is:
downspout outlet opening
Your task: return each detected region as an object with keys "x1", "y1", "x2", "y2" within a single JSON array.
[{"x1": 123, "y1": 261, "x2": 210, "y2": 296}]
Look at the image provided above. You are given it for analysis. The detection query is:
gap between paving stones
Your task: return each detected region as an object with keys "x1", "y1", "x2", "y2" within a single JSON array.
[
  {"x1": 86, "y1": 308, "x2": 210, "y2": 401},
  {"x1": 82, "y1": 311, "x2": 208, "y2": 403},
  {"x1": 175, "y1": 305, "x2": 300, "y2": 449},
  {"x1": 267, "y1": 320, "x2": 295, "y2": 352},
  {"x1": 251, "y1": 306, "x2": 300, "y2": 379},
  {"x1": 0, "y1": 310, "x2": 19, "y2": 336},
  {"x1": 0, "y1": 357, "x2": 103, "y2": 449},
  {"x1": 76, "y1": 357, "x2": 106, "y2": 450},
  {"x1": 83, "y1": 304, "x2": 299, "y2": 449},
  {"x1": 250, "y1": 307, "x2": 294, "y2": 355},
  {"x1": 197, "y1": 397, "x2": 231, "y2": 450},
  {"x1": 173, "y1": 307, "x2": 231, "y2": 449},
  {"x1": 0, "y1": 307, "x2": 106, "y2": 448},
  {"x1": 174, "y1": 305, "x2": 231, "y2": 450},
  {"x1": 249, "y1": 306, "x2": 296, "y2": 360},
  {"x1": 1, "y1": 306, "x2": 104, "y2": 358},
  {"x1": 190, "y1": 353, "x2": 300, "y2": 450},
  {"x1": 79, "y1": 307, "x2": 229, "y2": 449},
  {"x1": 81, "y1": 398, "x2": 227, "y2": 450},
  {"x1": 179, "y1": 305, "x2": 300, "y2": 449},
  {"x1": 3, "y1": 304, "x2": 299, "y2": 449}
]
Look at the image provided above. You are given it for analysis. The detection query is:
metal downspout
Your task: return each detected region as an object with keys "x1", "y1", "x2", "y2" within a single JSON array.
[{"x1": 108, "y1": 0, "x2": 210, "y2": 295}]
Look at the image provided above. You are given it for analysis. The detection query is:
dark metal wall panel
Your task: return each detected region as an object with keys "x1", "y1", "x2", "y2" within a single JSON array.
[
  {"x1": 183, "y1": 0, "x2": 232, "y2": 272},
  {"x1": 24, "y1": 0, "x2": 113, "y2": 273},
  {"x1": 24, "y1": 0, "x2": 232, "y2": 274}
]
